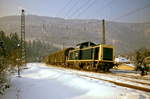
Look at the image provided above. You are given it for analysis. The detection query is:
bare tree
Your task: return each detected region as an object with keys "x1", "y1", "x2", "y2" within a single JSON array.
[{"x1": 135, "y1": 48, "x2": 150, "y2": 74}]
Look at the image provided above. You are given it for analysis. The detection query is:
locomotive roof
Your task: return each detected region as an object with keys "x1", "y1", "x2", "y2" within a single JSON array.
[{"x1": 76, "y1": 41, "x2": 96, "y2": 46}]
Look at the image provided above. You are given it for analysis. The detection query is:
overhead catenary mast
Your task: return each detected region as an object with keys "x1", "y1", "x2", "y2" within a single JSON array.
[
  {"x1": 102, "y1": 19, "x2": 106, "y2": 44},
  {"x1": 21, "y1": 9, "x2": 26, "y2": 66}
]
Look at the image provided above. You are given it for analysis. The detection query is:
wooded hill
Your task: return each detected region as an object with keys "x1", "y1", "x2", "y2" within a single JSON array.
[{"x1": 0, "y1": 15, "x2": 150, "y2": 54}]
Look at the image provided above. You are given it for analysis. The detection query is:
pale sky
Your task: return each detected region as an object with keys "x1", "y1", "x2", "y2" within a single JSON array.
[{"x1": 0, "y1": 0, "x2": 150, "y2": 22}]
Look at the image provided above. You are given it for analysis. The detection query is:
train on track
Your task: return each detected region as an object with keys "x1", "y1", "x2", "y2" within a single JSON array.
[{"x1": 44, "y1": 41, "x2": 115, "y2": 72}]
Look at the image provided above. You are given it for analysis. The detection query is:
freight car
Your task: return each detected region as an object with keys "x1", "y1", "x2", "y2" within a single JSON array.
[
  {"x1": 46, "y1": 48, "x2": 74, "y2": 65},
  {"x1": 45, "y1": 41, "x2": 115, "y2": 72}
]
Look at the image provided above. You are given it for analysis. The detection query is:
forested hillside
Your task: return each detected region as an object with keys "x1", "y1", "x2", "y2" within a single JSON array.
[
  {"x1": 26, "y1": 40, "x2": 58, "y2": 62},
  {"x1": 0, "y1": 15, "x2": 150, "y2": 54}
]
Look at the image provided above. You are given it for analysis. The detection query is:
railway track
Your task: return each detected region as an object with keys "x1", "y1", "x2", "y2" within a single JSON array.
[
  {"x1": 48, "y1": 65, "x2": 150, "y2": 92},
  {"x1": 76, "y1": 73, "x2": 150, "y2": 92},
  {"x1": 112, "y1": 73, "x2": 150, "y2": 80}
]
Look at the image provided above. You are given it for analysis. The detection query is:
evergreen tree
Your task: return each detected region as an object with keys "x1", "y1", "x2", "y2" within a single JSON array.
[
  {"x1": 0, "y1": 30, "x2": 59, "y2": 94},
  {"x1": 0, "y1": 31, "x2": 21, "y2": 94}
]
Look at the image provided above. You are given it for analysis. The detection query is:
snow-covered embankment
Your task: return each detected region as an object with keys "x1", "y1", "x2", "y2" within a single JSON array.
[{"x1": 0, "y1": 63, "x2": 150, "y2": 99}]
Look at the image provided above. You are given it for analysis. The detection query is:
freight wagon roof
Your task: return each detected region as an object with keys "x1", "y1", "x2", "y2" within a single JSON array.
[{"x1": 49, "y1": 47, "x2": 74, "y2": 56}]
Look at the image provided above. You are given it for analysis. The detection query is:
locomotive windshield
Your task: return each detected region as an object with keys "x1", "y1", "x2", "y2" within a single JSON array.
[{"x1": 103, "y1": 47, "x2": 113, "y2": 61}]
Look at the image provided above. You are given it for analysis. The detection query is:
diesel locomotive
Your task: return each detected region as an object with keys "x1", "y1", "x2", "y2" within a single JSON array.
[{"x1": 45, "y1": 41, "x2": 115, "y2": 72}]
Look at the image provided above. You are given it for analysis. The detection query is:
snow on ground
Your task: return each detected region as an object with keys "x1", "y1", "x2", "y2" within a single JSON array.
[
  {"x1": 115, "y1": 57, "x2": 130, "y2": 63},
  {"x1": 0, "y1": 63, "x2": 150, "y2": 99},
  {"x1": 126, "y1": 64, "x2": 136, "y2": 67},
  {"x1": 71, "y1": 69, "x2": 150, "y2": 88}
]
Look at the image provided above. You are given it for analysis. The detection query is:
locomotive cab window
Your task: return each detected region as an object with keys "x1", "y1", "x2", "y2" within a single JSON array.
[
  {"x1": 103, "y1": 47, "x2": 113, "y2": 61},
  {"x1": 69, "y1": 52, "x2": 74, "y2": 60},
  {"x1": 94, "y1": 47, "x2": 99, "y2": 60}
]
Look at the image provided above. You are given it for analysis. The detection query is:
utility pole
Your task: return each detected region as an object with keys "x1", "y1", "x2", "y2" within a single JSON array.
[
  {"x1": 102, "y1": 19, "x2": 106, "y2": 44},
  {"x1": 17, "y1": 44, "x2": 21, "y2": 77},
  {"x1": 20, "y1": 9, "x2": 26, "y2": 75}
]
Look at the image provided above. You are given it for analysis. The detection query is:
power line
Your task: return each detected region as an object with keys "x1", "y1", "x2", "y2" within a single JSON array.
[
  {"x1": 112, "y1": 3, "x2": 150, "y2": 21},
  {"x1": 68, "y1": 0, "x2": 91, "y2": 18},
  {"x1": 60, "y1": 0, "x2": 115, "y2": 19},
  {"x1": 101, "y1": 0, "x2": 114, "y2": 10},
  {"x1": 74, "y1": 0, "x2": 115, "y2": 19},
  {"x1": 64, "y1": 0, "x2": 81, "y2": 18},
  {"x1": 55, "y1": 0, "x2": 74, "y2": 17},
  {"x1": 94, "y1": 0, "x2": 114, "y2": 19},
  {"x1": 71, "y1": 0, "x2": 95, "y2": 18},
  {"x1": 75, "y1": 0, "x2": 97, "y2": 17}
]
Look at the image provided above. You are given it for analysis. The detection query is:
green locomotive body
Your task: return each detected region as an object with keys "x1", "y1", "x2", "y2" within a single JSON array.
[
  {"x1": 45, "y1": 41, "x2": 115, "y2": 72},
  {"x1": 67, "y1": 42, "x2": 114, "y2": 71}
]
